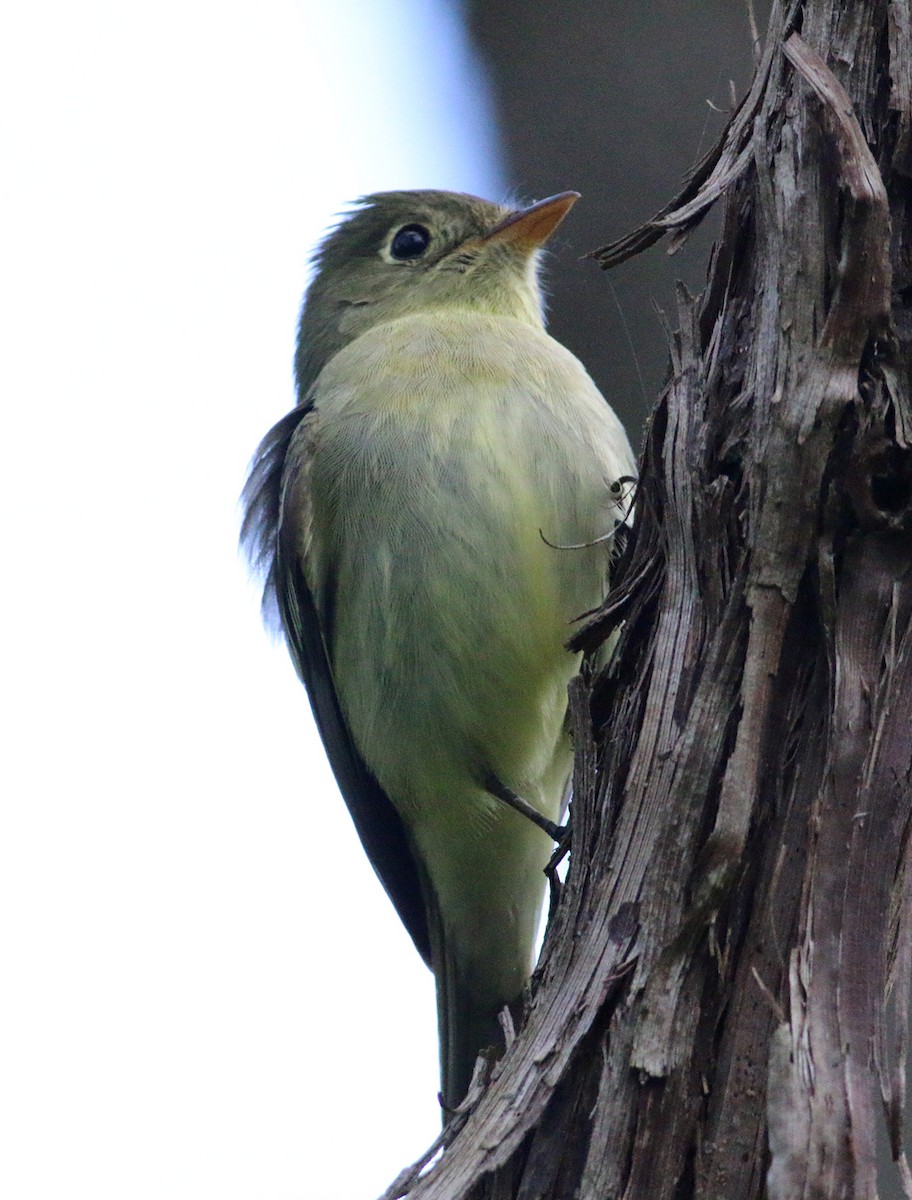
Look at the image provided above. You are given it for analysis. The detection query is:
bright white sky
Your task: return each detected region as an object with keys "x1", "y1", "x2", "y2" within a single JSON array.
[{"x1": 1, "y1": 3, "x2": 506, "y2": 1197}]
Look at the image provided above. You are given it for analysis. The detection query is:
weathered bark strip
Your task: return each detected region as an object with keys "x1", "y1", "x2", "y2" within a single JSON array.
[{"x1": 379, "y1": 2, "x2": 912, "y2": 1197}]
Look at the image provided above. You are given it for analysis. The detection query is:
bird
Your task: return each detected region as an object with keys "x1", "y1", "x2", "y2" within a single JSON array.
[{"x1": 241, "y1": 189, "x2": 635, "y2": 1116}]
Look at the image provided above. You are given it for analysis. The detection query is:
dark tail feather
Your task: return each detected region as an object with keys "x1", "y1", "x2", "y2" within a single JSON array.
[
  {"x1": 424, "y1": 885, "x2": 518, "y2": 1122},
  {"x1": 438, "y1": 979, "x2": 508, "y2": 1119}
]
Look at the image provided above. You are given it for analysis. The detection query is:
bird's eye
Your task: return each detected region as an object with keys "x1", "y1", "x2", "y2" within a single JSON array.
[{"x1": 389, "y1": 224, "x2": 431, "y2": 261}]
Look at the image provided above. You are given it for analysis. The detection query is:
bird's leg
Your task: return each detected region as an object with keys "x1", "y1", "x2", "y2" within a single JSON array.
[{"x1": 485, "y1": 774, "x2": 568, "y2": 842}]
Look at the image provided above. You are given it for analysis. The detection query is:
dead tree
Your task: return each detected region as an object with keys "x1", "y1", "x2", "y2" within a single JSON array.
[{"x1": 381, "y1": 1, "x2": 912, "y2": 1196}]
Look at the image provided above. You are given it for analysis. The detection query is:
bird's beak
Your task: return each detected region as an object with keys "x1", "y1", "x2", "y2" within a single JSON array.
[{"x1": 482, "y1": 191, "x2": 580, "y2": 252}]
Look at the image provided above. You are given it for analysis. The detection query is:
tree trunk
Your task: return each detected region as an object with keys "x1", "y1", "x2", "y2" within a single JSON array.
[{"x1": 382, "y1": 1, "x2": 912, "y2": 1196}]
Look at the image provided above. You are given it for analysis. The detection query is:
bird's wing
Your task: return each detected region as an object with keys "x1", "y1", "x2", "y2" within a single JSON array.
[{"x1": 241, "y1": 403, "x2": 431, "y2": 965}]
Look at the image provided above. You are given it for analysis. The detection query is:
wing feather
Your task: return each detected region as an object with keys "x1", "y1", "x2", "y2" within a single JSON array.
[{"x1": 241, "y1": 404, "x2": 431, "y2": 964}]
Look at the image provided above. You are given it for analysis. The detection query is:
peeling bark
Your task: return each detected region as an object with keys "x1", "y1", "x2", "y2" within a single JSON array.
[{"x1": 380, "y1": 2, "x2": 912, "y2": 1197}]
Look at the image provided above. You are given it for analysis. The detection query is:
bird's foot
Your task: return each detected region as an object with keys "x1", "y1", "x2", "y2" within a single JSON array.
[{"x1": 545, "y1": 824, "x2": 572, "y2": 918}]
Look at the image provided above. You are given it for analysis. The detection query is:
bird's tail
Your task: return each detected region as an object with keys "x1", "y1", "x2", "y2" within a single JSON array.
[
  {"x1": 438, "y1": 961, "x2": 507, "y2": 1119},
  {"x1": 424, "y1": 885, "x2": 523, "y2": 1122}
]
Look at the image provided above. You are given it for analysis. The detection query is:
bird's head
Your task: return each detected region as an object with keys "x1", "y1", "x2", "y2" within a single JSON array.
[{"x1": 295, "y1": 189, "x2": 579, "y2": 396}]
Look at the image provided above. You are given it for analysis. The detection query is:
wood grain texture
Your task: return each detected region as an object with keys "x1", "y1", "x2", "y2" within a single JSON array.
[{"x1": 379, "y1": 2, "x2": 912, "y2": 1196}]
